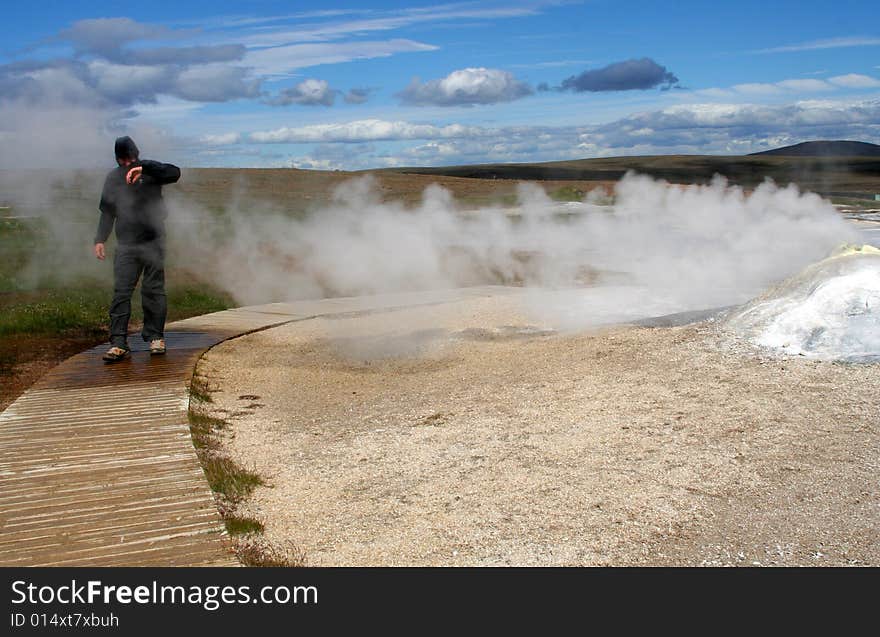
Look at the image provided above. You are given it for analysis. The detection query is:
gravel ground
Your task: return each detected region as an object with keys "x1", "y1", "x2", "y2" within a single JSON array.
[{"x1": 196, "y1": 296, "x2": 879, "y2": 566}]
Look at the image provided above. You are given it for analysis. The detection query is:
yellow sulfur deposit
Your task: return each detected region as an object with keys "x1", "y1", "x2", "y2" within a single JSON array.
[{"x1": 830, "y1": 243, "x2": 880, "y2": 258}]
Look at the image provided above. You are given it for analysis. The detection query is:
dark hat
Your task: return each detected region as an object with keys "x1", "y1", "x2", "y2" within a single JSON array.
[{"x1": 114, "y1": 136, "x2": 139, "y2": 160}]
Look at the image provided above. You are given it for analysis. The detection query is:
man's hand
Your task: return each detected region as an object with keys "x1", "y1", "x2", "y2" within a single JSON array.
[
  {"x1": 94, "y1": 243, "x2": 106, "y2": 260},
  {"x1": 126, "y1": 165, "x2": 143, "y2": 185}
]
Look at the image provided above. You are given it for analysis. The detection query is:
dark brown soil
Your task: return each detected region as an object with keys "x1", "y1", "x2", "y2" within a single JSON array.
[{"x1": 0, "y1": 333, "x2": 105, "y2": 411}]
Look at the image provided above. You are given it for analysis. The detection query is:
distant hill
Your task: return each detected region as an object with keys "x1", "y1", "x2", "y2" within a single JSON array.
[
  {"x1": 750, "y1": 140, "x2": 880, "y2": 157},
  {"x1": 383, "y1": 152, "x2": 880, "y2": 197}
]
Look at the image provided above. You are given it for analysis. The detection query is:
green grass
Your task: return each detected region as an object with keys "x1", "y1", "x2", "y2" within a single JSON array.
[
  {"x1": 0, "y1": 287, "x2": 109, "y2": 337},
  {"x1": 549, "y1": 185, "x2": 585, "y2": 202},
  {"x1": 167, "y1": 285, "x2": 231, "y2": 318},
  {"x1": 201, "y1": 455, "x2": 264, "y2": 504},
  {"x1": 224, "y1": 516, "x2": 265, "y2": 536},
  {"x1": 188, "y1": 374, "x2": 214, "y2": 404},
  {"x1": 0, "y1": 280, "x2": 232, "y2": 338},
  {"x1": 0, "y1": 215, "x2": 234, "y2": 338},
  {"x1": 187, "y1": 405, "x2": 263, "y2": 504},
  {"x1": 0, "y1": 214, "x2": 235, "y2": 338},
  {"x1": 187, "y1": 411, "x2": 227, "y2": 449}
]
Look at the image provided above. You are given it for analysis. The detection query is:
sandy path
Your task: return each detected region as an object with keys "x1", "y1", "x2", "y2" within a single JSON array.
[{"x1": 196, "y1": 296, "x2": 879, "y2": 566}]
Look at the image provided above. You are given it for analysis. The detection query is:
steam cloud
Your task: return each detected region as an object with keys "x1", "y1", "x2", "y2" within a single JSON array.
[{"x1": 165, "y1": 172, "x2": 858, "y2": 329}]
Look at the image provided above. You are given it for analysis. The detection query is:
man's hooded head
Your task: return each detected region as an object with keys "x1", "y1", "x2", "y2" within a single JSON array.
[{"x1": 114, "y1": 136, "x2": 139, "y2": 162}]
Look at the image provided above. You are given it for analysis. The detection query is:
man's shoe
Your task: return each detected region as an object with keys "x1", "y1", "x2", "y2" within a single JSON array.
[
  {"x1": 149, "y1": 338, "x2": 166, "y2": 355},
  {"x1": 102, "y1": 346, "x2": 130, "y2": 362}
]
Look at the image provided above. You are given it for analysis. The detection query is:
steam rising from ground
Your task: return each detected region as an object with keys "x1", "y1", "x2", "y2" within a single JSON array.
[
  {"x1": 1, "y1": 164, "x2": 861, "y2": 331},
  {"x1": 172, "y1": 173, "x2": 859, "y2": 328}
]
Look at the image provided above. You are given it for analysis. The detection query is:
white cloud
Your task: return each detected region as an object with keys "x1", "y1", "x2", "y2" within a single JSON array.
[
  {"x1": 398, "y1": 67, "x2": 533, "y2": 106},
  {"x1": 87, "y1": 60, "x2": 171, "y2": 102},
  {"x1": 755, "y1": 36, "x2": 880, "y2": 54},
  {"x1": 234, "y1": 4, "x2": 543, "y2": 48},
  {"x1": 695, "y1": 87, "x2": 735, "y2": 99},
  {"x1": 227, "y1": 97, "x2": 880, "y2": 169},
  {"x1": 58, "y1": 17, "x2": 172, "y2": 56},
  {"x1": 701, "y1": 74, "x2": 876, "y2": 99},
  {"x1": 244, "y1": 39, "x2": 438, "y2": 77},
  {"x1": 5, "y1": 55, "x2": 260, "y2": 109},
  {"x1": 362, "y1": 99, "x2": 880, "y2": 166},
  {"x1": 776, "y1": 78, "x2": 833, "y2": 92},
  {"x1": 732, "y1": 83, "x2": 783, "y2": 95},
  {"x1": 590, "y1": 99, "x2": 880, "y2": 152},
  {"x1": 286, "y1": 156, "x2": 345, "y2": 170},
  {"x1": 200, "y1": 132, "x2": 241, "y2": 145},
  {"x1": 249, "y1": 119, "x2": 491, "y2": 143},
  {"x1": 173, "y1": 63, "x2": 260, "y2": 101},
  {"x1": 268, "y1": 78, "x2": 338, "y2": 106},
  {"x1": 828, "y1": 73, "x2": 880, "y2": 89},
  {"x1": 132, "y1": 96, "x2": 204, "y2": 121}
]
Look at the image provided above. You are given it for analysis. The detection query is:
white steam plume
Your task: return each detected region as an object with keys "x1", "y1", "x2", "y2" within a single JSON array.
[{"x1": 169, "y1": 172, "x2": 859, "y2": 328}]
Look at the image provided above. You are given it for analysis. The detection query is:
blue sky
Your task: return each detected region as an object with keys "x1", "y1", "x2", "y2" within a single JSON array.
[{"x1": 1, "y1": 0, "x2": 879, "y2": 168}]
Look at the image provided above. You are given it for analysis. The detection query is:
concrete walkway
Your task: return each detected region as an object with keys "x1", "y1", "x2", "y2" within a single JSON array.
[{"x1": 0, "y1": 287, "x2": 520, "y2": 566}]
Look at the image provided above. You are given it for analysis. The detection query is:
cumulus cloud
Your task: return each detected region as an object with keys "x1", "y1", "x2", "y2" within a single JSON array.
[
  {"x1": 397, "y1": 67, "x2": 533, "y2": 106},
  {"x1": 87, "y1": 60, "x2": 173, "y2": 103},
  {"x1": 250, "y1": 119, "x2": 490, "y2": 143},
  {"x1": 266, "y1": 81, "x2": 377, "y2": 107},
  {"x1": 2, "y1": 61, "x2": 99, "y2": 106},
  {"x1": 54, "y1": 17, "x2": 243, "y2": 67},
  {"x1": 4, "y1": 17, "x2": 262, "y2": 109},
  {"x1": 560, "y1": 58, "x2": 680, "y2": 92},
  {"x1": 267, "y1": 78, "x2": 339, "y2": 106},
  {"x1": 1, "y1": 56, "x2": 260, "y2": 109}
]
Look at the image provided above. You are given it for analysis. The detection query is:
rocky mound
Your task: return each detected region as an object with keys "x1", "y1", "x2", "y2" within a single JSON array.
[{"x1": 724, "y1": 245, "x2": 880, "y2": 361}]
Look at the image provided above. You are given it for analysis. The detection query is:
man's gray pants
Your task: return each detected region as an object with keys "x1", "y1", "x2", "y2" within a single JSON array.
[{"x1": 109, "y1": 240, "x2": 166, "y2": 349}]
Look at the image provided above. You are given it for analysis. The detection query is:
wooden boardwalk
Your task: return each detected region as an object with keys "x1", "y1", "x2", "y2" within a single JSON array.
[{"x1": 0, "y1": 287, "x2": 519, "y2": 566}]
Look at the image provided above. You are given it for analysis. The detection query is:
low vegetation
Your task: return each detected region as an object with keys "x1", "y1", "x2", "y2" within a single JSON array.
[
  {"x1": 187, "y1": 376, "x2": 304, "y2": 567},
  {"x1": 0, "y1": 216, "x2": 234, "y2": 408},
  {"x1": 549, "y1": 185, "x2": 585, "y2": 202}
]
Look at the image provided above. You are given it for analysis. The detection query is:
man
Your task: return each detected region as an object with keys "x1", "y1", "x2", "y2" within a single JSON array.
[{"x1": 94, "y1": 136, "x2": 181, "y2": 362}]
